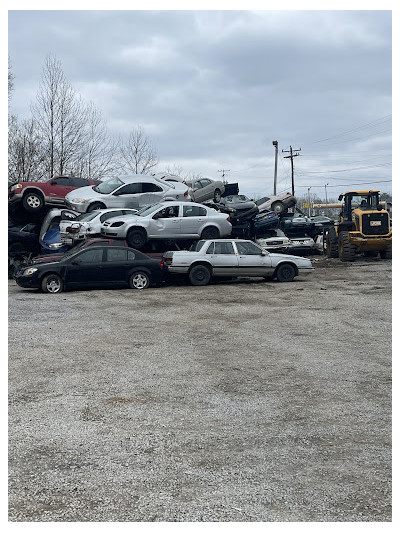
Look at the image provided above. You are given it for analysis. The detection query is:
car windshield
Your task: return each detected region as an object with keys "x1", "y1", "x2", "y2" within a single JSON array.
[
  {"x1": 226, "y1": 195, "x2": 249, "y2": 202},
  {"x1": 136, "y1": 204, "x2": 164, "y2": 217},
  {"x1": 74, "y1": 211, "x2": 100, "y2": 222},
  {"x1": 189, "y1": 240, "x2": 206, "y2": 252},
  {"x1": 93, "y1": 177, "x2": 124, "y2": 194}
]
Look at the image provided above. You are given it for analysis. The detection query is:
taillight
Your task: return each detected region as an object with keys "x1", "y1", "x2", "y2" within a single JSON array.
[
  {"x1": 226, "y1": 216, "x2": 230, "y2": 222},
  {"x1": 159, "y1": 260, "x2": 164, "y2": 268},
  {"x1": 67, "y1": 227, "x2": 79, "y2": 233},
  {"x1": 184, "y1": 190, "x2": 188, "y2": 196},
  {"x1": 164, "y1": 257, "x2": 172, "y2": 265}
]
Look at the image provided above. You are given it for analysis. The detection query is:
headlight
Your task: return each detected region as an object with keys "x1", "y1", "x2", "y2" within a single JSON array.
[
  {"x1": 22, "y1": 267, "x2": 38, "y2": 276},
  {"x1": 10, "y1": 183, "x2": 22, "y2": 192},
  {"x1": 110, "y1": 221, "x2": 124, "y2": 228},
  {"x1": 70, "y1": 198, "x2": 87, "y2": 204},
  {"x1": 49, "y1": 243, "x2": 65, "y2": 249}
]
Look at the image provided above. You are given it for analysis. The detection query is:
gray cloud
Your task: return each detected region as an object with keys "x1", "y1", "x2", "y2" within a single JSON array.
[{"x1": 8, "y1": 9, "x2": 392, "y2": 198}]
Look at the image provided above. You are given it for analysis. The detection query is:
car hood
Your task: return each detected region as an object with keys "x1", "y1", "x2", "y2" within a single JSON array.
[
  {"x1": 66, "y1": 185, "x2": 98, "y2": 200},
  {"x1": 269, "y1": 252, "x2": 312, "y2": 262}
]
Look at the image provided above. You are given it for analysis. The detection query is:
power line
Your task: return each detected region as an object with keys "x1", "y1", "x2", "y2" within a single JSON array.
[{"x1": 311, "y1": 114, "x2": 392, "y2": 144}]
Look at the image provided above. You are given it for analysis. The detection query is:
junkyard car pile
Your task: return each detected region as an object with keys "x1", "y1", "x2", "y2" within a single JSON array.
[{"x1": 8, "y1": 173, "x2": 320, "y2": 291}]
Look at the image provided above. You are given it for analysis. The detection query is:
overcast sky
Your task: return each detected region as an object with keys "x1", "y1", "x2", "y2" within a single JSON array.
[{"x1": 8, "y1": 7, "x2": 392, "y2": 200}]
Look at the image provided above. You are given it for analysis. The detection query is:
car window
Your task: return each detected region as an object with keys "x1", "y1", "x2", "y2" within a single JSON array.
[
  {"x1": 214, "y1": 241, "x2": 235, "y2": 254},
  {"x1": 189, "y1": 240, "x2": 206, "y2": 251},
  {"x1": 200, "y1": 179, "x2": 211, "y2": 187},
  {"x1": 255, "y1": 197, "x2": 270, "y2": 205},
  {"x1": 106, "y1": 248, "x2": 128, "y2": 262},
  {"x1": 183, "y1": 205, "x2": 207, "y2": 217},
  {"x1": 100, "y1": 211, "x2": 123, "y2": 222},
  {"x1": 236, "y1": 241, "x2": 263, "y2": 255},
  {"x1": 127, "y1": 250, "x2": 136, "y2": 260},
  {"x1": 206, "y1": 242, "x2": 214, "y2": 254},
  {"x1": 70, "y1": 177, "x2": 90, "y2": 187},
  {"x1": 155, "y1": 206, "x2": 179, "y2": 218},
  {"x1": 142, "y1": 183, "x2": 163, "y2": 192},
  {"x1": 95, "y1": 177, "x2": 124, "y2": 194},
  {"x1": 114, "y1": 183, "x2": 142, "y2": 195},
  {"x1": 51, "y1": 177, "x2": 72, "y2": 186},
  {"x1": 75, "y1": 249, "x2": 104, "y2": 263}
]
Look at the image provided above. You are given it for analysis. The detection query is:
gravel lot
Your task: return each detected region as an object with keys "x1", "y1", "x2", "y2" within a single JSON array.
[{"x1": 8, "y1": 255, "x2": 392, "y2": 522}]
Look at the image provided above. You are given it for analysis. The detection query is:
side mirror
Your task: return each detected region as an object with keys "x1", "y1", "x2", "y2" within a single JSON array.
[{"x1": 261, "y1": 250, "x2": 268, "y2": 256}]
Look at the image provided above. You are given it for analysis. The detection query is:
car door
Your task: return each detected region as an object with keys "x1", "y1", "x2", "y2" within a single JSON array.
[
  {"x1": 64, "y1": 248, "x2": 105, "y2": 287},
  {"x1": 47, "y1": 176, "x2": 75, "y2": 203},
  {"x1": 180, "y1": 204, "x2": 208, "y2": 236},
  {"x1": 206, "y1": 241, "x2": 239, "y2": 276},
  {"x1": 110, "y1": 182, "x2": 143, "y2": 208},
  {"x1": 234, "y1": 241, "x2": 273, "y2": 276},
  {"x1": 149, "y1": 205, "x2": 181, "y2": 237},
  {"x1": 102, "y1": 247, "x2": 131, "y2": 284}
]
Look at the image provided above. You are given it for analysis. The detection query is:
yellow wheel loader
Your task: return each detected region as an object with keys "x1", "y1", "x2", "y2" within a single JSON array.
[{"x1": 326, "y1": 190, "x2": 392, "y2": 262}]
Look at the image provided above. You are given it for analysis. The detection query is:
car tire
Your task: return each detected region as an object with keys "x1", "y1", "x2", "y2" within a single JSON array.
[
  {"x1": 87, "y1": 202, "x2": 106, "y2": 213},
  {"x1": 22, "y1": 191, "x2": 44, "y2": 212},
  {"x1": 213, "y1": 189, "x2": 221, "y2": 203},
  {"x1": 189, "y1": 264, "x2": 211, "y2": 286},
  {"x1": 200, "y1": 226, "x2": 220, "y2": 240},
  {"x1": 127, "y1": 228, "x2": 147, "y2": 249},
  {"x1": 41, "y1": 274, "x2": 64, "y2": 293},
  {"x1": 363, "y1": 251, "x2": 379, "y2": 257},
  {"x1": 129, "y1": 271, "x2": 150, "y2": 290},
  {"x1": 275, "y1": 263, "x2": 296, "y2": 282},
  {"x1": 271, "y1": 200, "x2": 285, "y2": 214}
]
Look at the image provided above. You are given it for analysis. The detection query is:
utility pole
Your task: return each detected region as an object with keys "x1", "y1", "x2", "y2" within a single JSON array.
[
  {"x1": 218, "y1": 169, "x2": 230, "y2": 183},
  {"x1": 325, "y1": 183, "x2": 329, "y2": 205},
  {"x1": 272, "y1": 141, "x2": 278, "y2": 195},
  {"x1": 282, "y1": 145, "x2": 301, "y2": 196},
  {"x1": 307, "y1": 186, "x2": 312, "y2": 217}
]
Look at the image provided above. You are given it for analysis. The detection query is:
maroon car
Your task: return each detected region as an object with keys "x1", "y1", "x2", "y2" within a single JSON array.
[{"x1": 8, "y1": 175, "x2": 100, "y2": 213}]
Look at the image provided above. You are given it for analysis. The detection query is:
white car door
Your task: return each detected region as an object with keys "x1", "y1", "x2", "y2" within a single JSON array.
[
  {"x1": 206, "y1": 240, "x2": 239, "y2": 276},
  {"x1": 234, "y1": 241, "x2": 273, "y2": 276}
]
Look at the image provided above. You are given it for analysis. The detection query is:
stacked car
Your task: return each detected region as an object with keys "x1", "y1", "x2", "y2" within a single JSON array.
[{"x1": 9, "y1": 172, "x2": 320, "y2": 291}]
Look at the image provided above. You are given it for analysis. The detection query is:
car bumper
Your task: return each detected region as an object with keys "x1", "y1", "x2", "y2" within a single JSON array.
[
  {"x1": 14, "y1": 273, "x2": 41, "y2": 289},
  {"x1": 100, "y1": 228, "x2": 127, "y2": 238},
  {"x1": 298, "y1": 267, "x2": 314, "y2": 275},
  {"x1": 64, "y1": 200, "x2": 88, "y2": 213}
]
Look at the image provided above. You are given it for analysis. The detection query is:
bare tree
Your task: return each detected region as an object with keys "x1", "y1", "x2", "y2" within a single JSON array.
[
  {"x1": 31, "y1": 55, "x2": 87, "y2": 179},
  {"x1": 8, "y1": 117, "x2": 46, "y2": 184},
  {"x1": 8, "y1": 56, "x2": 14, "y2": 103},
  {"x1": 71, "y1": 102, "x2": 122, "y2": 180},
  {"x1": 120, "y1": 126, "x2": 158, "y2": 174}
]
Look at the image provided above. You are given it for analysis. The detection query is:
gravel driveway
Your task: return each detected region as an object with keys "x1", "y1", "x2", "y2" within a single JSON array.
[{"x1": 8, "y1": 256, "x2": 392, "y2": 522}]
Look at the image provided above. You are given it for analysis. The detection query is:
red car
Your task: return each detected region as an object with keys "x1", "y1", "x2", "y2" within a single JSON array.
[{"x1": 8, "y1": 175, "x2": 100, "y2": 213}]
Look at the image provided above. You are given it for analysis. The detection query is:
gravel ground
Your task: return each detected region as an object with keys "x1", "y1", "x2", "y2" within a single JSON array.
[{"x1": 8, "y1": 255, "x2": 392, "y2": 522}]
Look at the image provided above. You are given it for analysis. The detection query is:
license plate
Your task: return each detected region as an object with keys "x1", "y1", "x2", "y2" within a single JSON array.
[{"x1": 371, "y1": 221, "x2": 382, "y2": 226}]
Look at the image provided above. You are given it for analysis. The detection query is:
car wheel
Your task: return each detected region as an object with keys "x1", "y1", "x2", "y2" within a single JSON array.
[
  {"x1": 275, "y1": 263, "x2": 296, "y2": 282},
  {"x1": 213, "y1": 189, "x2": 221, "y2": 203},
  {"x1": 129, "y1": 271, "x2": 150, "y2": 290},
  {"x1": 87, "y1": 202, "x2": 105, "y2": 213},
  {"x1": 200, "y1": 226, "x2": 220, "y2": 240},
  {"x1": 127, "y1": 228, "x2": 147, "y2": 249},
  {"x1": 189, "y1": 264, "x2": 211, "y2": 286},
  {"x1": 22, "y1": 191, "x2": 44, "y2": 212},
  {"x1": 41, "y1": 274, "x2": 64, "y2": 293},
  {"x1": 271, "y1": 200, "x2": 285, "y2": 213}
]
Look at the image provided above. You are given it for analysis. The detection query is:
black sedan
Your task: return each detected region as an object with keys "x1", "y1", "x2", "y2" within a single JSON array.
[{"x1": 14, "y1": 245, "x2": 166, "y2": 293}]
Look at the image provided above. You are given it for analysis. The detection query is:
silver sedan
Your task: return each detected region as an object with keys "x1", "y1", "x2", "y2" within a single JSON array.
[
  {"x1": 164, "y1": 239, "x2": 313, "y2": 285},
  {"x1": 100, "y1": 202, "x2": 232, "y2": 249},
  {"x1": 185, "y1": 177, "x2": 225, "y2": 203},
  {"x1": 65, "y1": 175, "x2": 190, "y2": 213}
]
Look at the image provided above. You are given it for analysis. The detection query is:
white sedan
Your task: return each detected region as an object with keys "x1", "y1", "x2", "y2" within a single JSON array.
[
  {"x1": 59, "y1": 208, "x2": 139, "y2": 245},
  {"x1": 100, "y1": 202, "x2": 232, "y2": 249},
  {"x1": 163, "y1": 239, "x2": 313, "y2": 285}
]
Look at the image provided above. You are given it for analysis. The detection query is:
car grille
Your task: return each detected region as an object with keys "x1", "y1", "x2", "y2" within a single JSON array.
[{"x1": 361, "y1": 213, "x2": 390, "y2": 236}]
